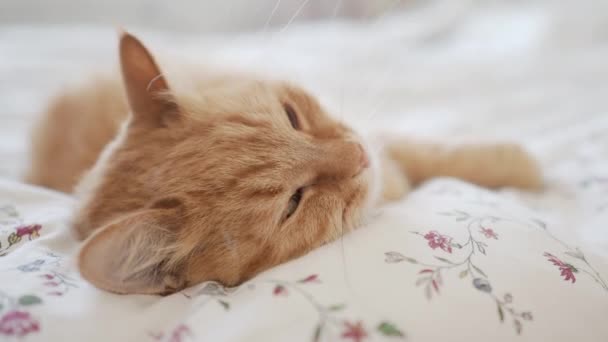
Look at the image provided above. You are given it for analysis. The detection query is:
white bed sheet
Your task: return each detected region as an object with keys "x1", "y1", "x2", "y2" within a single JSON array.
[{"x1": 1, "y1": 1, "x2": 607, "y2": 341}]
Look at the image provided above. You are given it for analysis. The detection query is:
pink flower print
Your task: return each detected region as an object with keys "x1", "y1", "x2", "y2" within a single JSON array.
[
  {"x1": 544, "y1": 252, "x2": 577, "y2": 283},
  {"x1": 341, "y1": 321, "x2": 367, "y2": 342},
  {"x1": 168, "y1": 325, "x2": 191, "y2": 342},
  {"x1": 480, "y1": 227, "x2": 498, "y2": 240},
  {"x1": 273, "y1": 285, "x2": 287, "y2": 296},
  {"x1": 0, "y1": 311, "x2": 40, "y2": 337},
  {"x1": 150, "y1": 324, "x2": 192, "y2": 342},
  {"x1": 15, "y1": 224, "x2": 42, "y2": 239},
  {"x1": 424, "y1": 231, "x2": 453, "y2": 253},
  {"x1": 298, "y1": 274, "x2": 320, "y2": 284}
]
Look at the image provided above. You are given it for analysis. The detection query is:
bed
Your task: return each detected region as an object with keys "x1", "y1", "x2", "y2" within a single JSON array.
[{"x1": 1, "y1": 1, "x2": 607, "y2": 341}]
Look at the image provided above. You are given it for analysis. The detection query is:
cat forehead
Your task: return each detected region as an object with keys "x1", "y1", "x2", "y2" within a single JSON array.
[{"x1": 171, "y1": 75, "x2": 318, "y2": 118}]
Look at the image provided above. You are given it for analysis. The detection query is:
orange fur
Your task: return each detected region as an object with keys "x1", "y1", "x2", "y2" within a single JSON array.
[{"x1": 27, "y1": 33, "x2": 542, "y2": 295}]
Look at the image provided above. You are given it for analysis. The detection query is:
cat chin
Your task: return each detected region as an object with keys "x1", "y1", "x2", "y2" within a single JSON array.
[
  {"x1": 347, "y1": 170, "x2": 378, "y2": 232},
  {"x1": 334, "y1": 132, "x2": 382, "y2": 236},
  {"x1": 355, "y1": 132, "x2": 383, "y2": 212}
]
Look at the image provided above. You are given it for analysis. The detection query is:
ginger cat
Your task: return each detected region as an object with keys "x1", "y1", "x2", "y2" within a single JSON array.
[{"x1": 26, "y1": 32, "x2": 542, "y2": 295}]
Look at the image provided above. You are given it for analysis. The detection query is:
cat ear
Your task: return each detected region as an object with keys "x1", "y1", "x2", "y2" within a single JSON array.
[
  {"x1": 119, "y1": 31, "x2": 176, "y2": 126},
  {"x1": 78, "y1": 208, "x2": 185, "y2": 295}
]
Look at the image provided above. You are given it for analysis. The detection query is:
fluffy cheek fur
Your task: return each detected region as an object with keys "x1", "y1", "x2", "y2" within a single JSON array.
[
  {"x1": 177, "y1": 172, "x2": 374, "y2": 288},
  {"x1": 152, "y1": 116, "x2": 374, "y2": 290}
]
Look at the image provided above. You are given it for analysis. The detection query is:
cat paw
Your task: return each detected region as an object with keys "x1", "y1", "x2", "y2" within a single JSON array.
[
  {"x1": 380, "y1": 157, "x2": 411, "y2": 202},
  {"x1": 497, "y1": 144, "x2": 544, "y2": 190}
]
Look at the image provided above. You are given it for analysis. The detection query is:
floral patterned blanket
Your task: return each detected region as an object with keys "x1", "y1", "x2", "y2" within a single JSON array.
[{"x1": 1, "y1": 176, "x2": 607, "y2": 341}]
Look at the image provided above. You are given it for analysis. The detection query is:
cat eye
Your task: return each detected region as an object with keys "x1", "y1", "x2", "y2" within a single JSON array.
[
  {"x1": 284, "y1": 103, "x2": 300, "y2": 130},
  {"x1": 285, "y1": 187, "x2": 303, "y2": 220}
]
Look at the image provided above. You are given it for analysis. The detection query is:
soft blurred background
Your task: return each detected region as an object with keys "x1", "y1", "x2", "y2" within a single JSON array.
[
  {"x1": 1, "y1": 0, "x2": 608, "y2": 234},
  {"x1": 1, "y1": 0, "x2": 404, "y2": 32}
]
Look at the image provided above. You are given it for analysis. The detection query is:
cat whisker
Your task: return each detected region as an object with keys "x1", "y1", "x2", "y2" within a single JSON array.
[
  {"x1": 279, "y1": 0, "x2": 311, "y2": 33},
  {"x1": 221, "y1": 230, "x2": 240, "y2": 263},
  {"x1": 336, "y1": 215, "x2": 353, "y2": 291},
  {"x1": 146, "y1": 73, "x2": 168, "y2": 92},
  {"x1": 364, "y1": 95, "x2": 391, "y2": 124},
  {"x1": 332, "y1": 0, "x2": 343, "y2": 19},
  {"x1": 360, "y1": 60, "x2": 405, "y2": 124},
  {"x1": 365, "y1": 0, "x2": 403, "y2": 21},
  {"x1": 263, "y1": 0, "x2": 283, "y2": 32},
  {"x1": 338, "y1": 1, "x2": 405, "y2": 125}
]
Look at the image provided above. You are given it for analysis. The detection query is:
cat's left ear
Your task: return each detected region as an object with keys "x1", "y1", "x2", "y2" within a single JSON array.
[
  {"x1": 119, "y1": 31, "x2": 177, "y2": 127},
  {"x1": 78, "y1": 208, "x2": 186, "y2": 295}
]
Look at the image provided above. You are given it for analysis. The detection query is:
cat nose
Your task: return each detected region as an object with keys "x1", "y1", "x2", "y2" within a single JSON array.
[
  {"x1": 357, "y1": 143, "x2": 370, "y2": 171},
  {"x1": 314, "y1": 141, "x2": 370, "y2": 180}
]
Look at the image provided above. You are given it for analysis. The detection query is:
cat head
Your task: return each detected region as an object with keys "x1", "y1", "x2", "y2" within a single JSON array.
[{"x1": 75, "y1": 32, "x2": 378, "y2": 295}]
